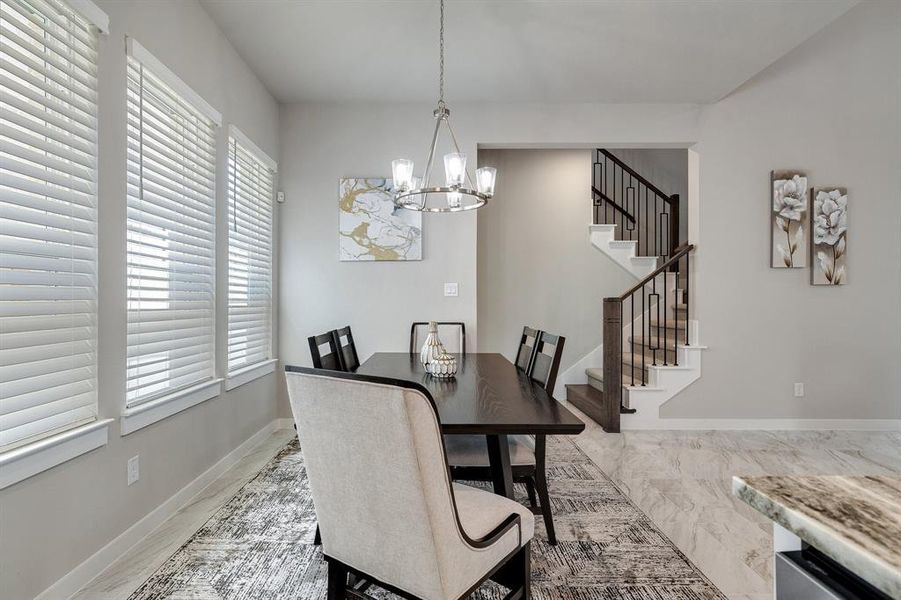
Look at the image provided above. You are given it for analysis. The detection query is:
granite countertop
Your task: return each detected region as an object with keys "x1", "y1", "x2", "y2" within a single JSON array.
[{"x1": 734, "y1": 475, "x2": 901, "y2": 600}]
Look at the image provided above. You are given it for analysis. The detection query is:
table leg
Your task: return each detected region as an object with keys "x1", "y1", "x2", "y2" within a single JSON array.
[{"x1": 486, "y1": 434, "x2": 514, "y2": 499}]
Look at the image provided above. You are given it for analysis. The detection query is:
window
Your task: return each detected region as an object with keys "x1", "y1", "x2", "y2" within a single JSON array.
[
  {"x1": 125, "y1": 38, "x2": 221, "y2": 410},
  {"x1": 226, "y1": 128, "x2": 275, "y2": 380},
  {"x1": 0, "y1": 0, "x2": 101, "y2": 450}
]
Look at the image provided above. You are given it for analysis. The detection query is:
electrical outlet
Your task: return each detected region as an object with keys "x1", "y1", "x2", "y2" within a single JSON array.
[
  {"x1": 127, "y1": 455, "x2": 140, "y2": 486},
  {"x1": 794, "y1": 383, "x2": 805, "y2": 398},
  {"x1": 444, "y1": 282, "x2": 459, "y2": 297},
  {"x1": 276, "y1": 191, "x2": 286, "y2": 204}
]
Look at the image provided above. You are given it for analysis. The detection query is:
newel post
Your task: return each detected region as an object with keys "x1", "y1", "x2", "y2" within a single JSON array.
[{"x1": 602, "y1": 298, "x2": 622, "y2": 433}]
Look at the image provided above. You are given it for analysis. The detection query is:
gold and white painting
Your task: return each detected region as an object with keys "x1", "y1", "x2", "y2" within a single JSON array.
[
  {"x1": 811, "y1": 187, "x2": 848, "y2": 285},
  {"x1": 339, "y1": 178, "x2": 422, "y2": 261},
  {"x1": 771, "y1": 171, "x2": 808, "y2": 268}
]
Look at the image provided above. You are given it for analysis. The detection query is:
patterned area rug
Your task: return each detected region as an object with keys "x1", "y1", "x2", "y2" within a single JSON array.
[{"x1": 130, "y1": 436, "x2": 725, "y2": 599}]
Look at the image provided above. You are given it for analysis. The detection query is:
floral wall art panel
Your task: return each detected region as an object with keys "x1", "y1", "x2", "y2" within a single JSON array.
[
  {"x1": 338, "y1": 177, "x2": 422, "y2": 261},
  {"x1": 771, "y1": 171, "x2": 808, "y2": 268},
  {"x1": 811, "y1": 187, "x2": 847, "y2": 285}
]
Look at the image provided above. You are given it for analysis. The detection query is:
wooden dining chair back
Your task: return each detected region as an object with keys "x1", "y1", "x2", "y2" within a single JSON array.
[
  {"x1": 334, "y1": 326, "x2": 359, "y2": 372},
  {"x1": 308, "y1": 331, "x2": 344, "y2": 371},
  {"x1": 529, "y1": 331, "x2": 565, "y2": 395},
  {"x1": 514, "y1": 326, "x2": 541, "y2": 373},
  {"x1": 409, "y1": 322, "x2": 466, "y2": 355},
  {"x1": 284, "y1": 367, "x2": 532, "y2": 600}
]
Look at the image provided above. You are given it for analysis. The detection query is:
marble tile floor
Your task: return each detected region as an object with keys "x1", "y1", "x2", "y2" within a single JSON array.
[
  {"x1": 567, "y1": 407, "x2": 901, "y2": 600},
  {"x1": 72, "y1": 420, "x2": 900, "y2": 600}
]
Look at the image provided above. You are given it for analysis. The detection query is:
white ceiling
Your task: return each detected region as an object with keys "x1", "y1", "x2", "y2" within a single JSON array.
[{"x1": 200, "y1": 0, "x2": 857, "y2": 104}]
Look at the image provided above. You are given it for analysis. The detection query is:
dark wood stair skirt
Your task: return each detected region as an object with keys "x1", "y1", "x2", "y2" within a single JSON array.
[{"x1": 566, "y1": 384, "x2": 633, "y2": 433}]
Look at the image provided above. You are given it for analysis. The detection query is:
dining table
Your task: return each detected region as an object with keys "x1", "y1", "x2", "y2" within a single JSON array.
[{"x1": 355, "y1": 352, "x2": 585, "y2": 499}]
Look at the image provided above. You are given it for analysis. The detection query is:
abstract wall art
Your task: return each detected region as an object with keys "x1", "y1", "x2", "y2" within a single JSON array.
[
  {"x1": 771, "y1": 171, "x2": 808, "y2": 268},
  {"x1": 811, "y1": 187, "x2": 847, "y2": 285},
  {"x1": 338, "y1": 178, "x2": 422, "y2": 261}
]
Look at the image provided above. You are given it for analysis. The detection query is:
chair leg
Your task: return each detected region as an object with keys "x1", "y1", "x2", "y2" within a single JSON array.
[
  {"x1": 525, "y1": 477, "x2": 538, "y2": 509},
  {"x1": 535, "y1": 467, "x2": 557, "y2": 545},
  {"x1": 326, "y1": 559, "x2": 348, "y2": 600},
  {"x1": 493, "y1": 542, "x2": 531, "y2": 599},
  {"x1": 314, "y1": 524, "x2": 322, "y2": 545}
]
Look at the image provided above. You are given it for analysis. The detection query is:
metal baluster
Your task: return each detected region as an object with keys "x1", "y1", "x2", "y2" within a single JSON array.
[
  {"x1": 630, "y1": 293, "x2": 635, "y2": 386},
  {"x1": 663, "y1": 268, "x2": 669, "y2": 365},
  {"x1": 685, "y1": 251, "x2": 690, "y2": 347},
  {"x1": 650, "y1": 276, "x2": 658, "y2": 366},
  {"x1": 641, "y1": 281, "x2": 646, "y2": 385},
  {"x1": 674, "y1": 258, "x2": 680, "y2": 366}
]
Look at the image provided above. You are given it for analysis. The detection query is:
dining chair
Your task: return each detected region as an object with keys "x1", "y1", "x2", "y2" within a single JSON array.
[
  {"x1": 445, "y1": 330, "x2": 566, "y2": 545},
  {"x1": 308, "y1": 330, "x2": 344, "y2": 371},
  {"x1": 410, "y1": 322, "x2": 466, "y2": 355},
  {"x1": 514, "y1": 326, "x2": 541, "y2": 373},
  {"x1": 334, "y1": 325, "x2": 359, "y2": 372},
  {"x1": 284, "y1": 367, "x2": 533, "y2": 600}
]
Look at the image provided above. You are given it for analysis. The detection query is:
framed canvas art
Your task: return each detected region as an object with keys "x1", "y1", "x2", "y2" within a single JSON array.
[
  {"x1": 338, "y1": 178, "x2": 422, "y2": 261},
  {"x1": 811, "y1": 187, "x2": 847, "y2": 285},
  {"x1": 771, "y1": 171, "x2": 808, "y2": 268}
]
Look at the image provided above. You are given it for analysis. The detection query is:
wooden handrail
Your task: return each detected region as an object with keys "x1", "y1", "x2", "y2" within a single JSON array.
[
  {"x1": 616, "y1": 244, "x2": 694, "y2": 301},
  {"x1": 591, "y1": 186, "x2": 635, "y2": 224},
  {"x1": 598, "y1": 149, "x2": 675, "y2": 206}
]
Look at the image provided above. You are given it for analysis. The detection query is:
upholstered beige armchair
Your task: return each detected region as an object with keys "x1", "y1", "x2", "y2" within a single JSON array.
[{"x1": 285, "y1": 367, "x2": 534, "y2": 600}]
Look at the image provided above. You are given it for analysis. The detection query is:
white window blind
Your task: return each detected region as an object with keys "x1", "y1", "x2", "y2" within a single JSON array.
[
  {"x1": 227, "y1": 130, "x2": 274, "y2": 375},
  {"x1": 0, "y1": 0, "x2": 100, "y2": 450},
  {"x1": 125, "y1": 40, "x2": 220, "y2": 407}
]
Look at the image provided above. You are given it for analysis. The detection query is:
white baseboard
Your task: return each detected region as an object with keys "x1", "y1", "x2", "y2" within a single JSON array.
[
  {"x1": 37, "y1": 419, "x2": 286, "y2": 600},
  {"x1": 274, "y1": 417, "x2": 295, "y2": 430},
  {"x1": 621, "y1": 418, "x2": 901, "y2": 431}
]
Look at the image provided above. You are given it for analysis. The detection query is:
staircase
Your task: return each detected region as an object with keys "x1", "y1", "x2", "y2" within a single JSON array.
[{"x1": 566, "y1": 149, "x2": 704, "y2": 432}]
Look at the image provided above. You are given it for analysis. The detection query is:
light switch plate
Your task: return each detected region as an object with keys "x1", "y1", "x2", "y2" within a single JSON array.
[
  {"x1": 444, "y1": 282, "x2": 459, "y2": 297},
  {"x1": 127, "y1": 455, "x2": 140, "y2": 486},
  {"x1": 794, "y1": 383, "x2": 804, "y2": 398}
]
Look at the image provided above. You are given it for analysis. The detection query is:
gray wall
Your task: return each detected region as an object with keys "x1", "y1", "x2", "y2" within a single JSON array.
[
  {"x1": 476, "y1": 149, "x2": 634, "y2": 377},
  {"x1": 0, "y1": 2, "x2": 281, "y2": 599},
  {"x1": 279, "y1": 1, "x2": 900, "y2": 421},
  {"x1": 666, "y1": 0, "x2": 901, "y2": 419}
]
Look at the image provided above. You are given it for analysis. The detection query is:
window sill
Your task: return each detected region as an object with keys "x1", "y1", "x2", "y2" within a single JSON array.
[
  {"x1": 225, "y1": 358, "x2": 278, "y2": 391},
  {"x1": 121, "y1": 379, "x2": 223, "y2": 436},
  {"x1": 0, "y1": 419, "x2": 113, "y2": 490}
]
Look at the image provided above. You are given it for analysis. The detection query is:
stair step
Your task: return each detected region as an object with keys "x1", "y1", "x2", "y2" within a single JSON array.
[
  {"x1": 586, "y1": 367, "x2": 647, "y2": 389},
  {"x1": 608, "y1": 240, "x2": 637, "y2": 250},
  {"x1": 647, "y1": 318, "x2": 688, "y2": 331},
  {"x1": 629, "y1": 335, "x2": 680, "y2": 350}
]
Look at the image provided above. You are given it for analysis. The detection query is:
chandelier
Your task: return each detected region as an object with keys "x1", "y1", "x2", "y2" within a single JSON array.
[{"x1": 391, "y1": 0, "x2": 496, "y2": 213}]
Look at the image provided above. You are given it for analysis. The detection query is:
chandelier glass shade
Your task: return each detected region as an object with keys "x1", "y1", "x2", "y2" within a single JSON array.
[{"x1": 391, "y1": 0, "x2": 496, "y2": 213}]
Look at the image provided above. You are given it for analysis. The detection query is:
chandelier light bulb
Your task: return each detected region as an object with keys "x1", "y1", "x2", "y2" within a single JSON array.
[
  {"x1": 447, "y1": 190, "x2": 462, "y2": 209},
  {"x1": 476, "y1": 167, "x2": 497, "y2": 197},
  {"x1": 392, "y1": 159, "x2": 414, "y2": 191},
  {"x1": 443, "y1": 153, "x2": 466, "y2": 187}
]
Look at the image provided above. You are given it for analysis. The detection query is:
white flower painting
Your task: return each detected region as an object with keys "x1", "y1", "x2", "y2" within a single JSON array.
[
  {"x1": 771, "y1": 171, "x2": 808, "y2": 268},
  {"x1": 811, "y1": 187, "x2": 848, "y2": 285}
]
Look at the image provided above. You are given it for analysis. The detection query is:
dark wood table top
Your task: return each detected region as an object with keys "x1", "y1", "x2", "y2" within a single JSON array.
[{"x1": 356, "y1": 353, "x2": 585, "y2": 436}]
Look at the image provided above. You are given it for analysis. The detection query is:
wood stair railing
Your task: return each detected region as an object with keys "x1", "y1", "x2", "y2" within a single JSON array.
[
  {"x1": 592, "y1": 148, "x2": 680, "y2": 260},
  {"x1": 598, "y1": 244, "x2": 694, "y2": 432}
]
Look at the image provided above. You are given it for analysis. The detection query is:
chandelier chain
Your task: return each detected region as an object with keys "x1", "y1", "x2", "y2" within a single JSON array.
[{"x1": 438, "y1": 0, "x2": 445, "y2": 107}]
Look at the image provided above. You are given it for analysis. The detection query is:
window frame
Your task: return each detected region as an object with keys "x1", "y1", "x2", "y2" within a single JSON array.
[{"x1": 225, "y1": 125, "x2": 277, "y2": 390}]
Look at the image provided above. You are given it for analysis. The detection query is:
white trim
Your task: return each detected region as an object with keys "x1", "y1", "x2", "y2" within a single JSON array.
[
  {"x1": 225, "y1": 358, "x2": 278, "y2": 391},
  {"x1": 35, "y1": 419, "x2": 288, "y2": 600},
  {"x1": 274, "y1": 417, "x2": 295, "y2": 430},
  {"x1": 0, "y1": 419, "x2": 112, "y2": 490},
  {"x1": 125, "y1": 37, "x2": 222, "y2": 126},
  {"x1": 121, "y1": 379, "x2": 223, "y2": 435},
  {"x1": 228, "y1": 125, "x2": 278, "y2": 172},
  {"x1": 621, "y1": 418, "x2": 901, "y2": 431},
  {"x1": 69, "y1": 0, "x2": 109, "y2": 34}
]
